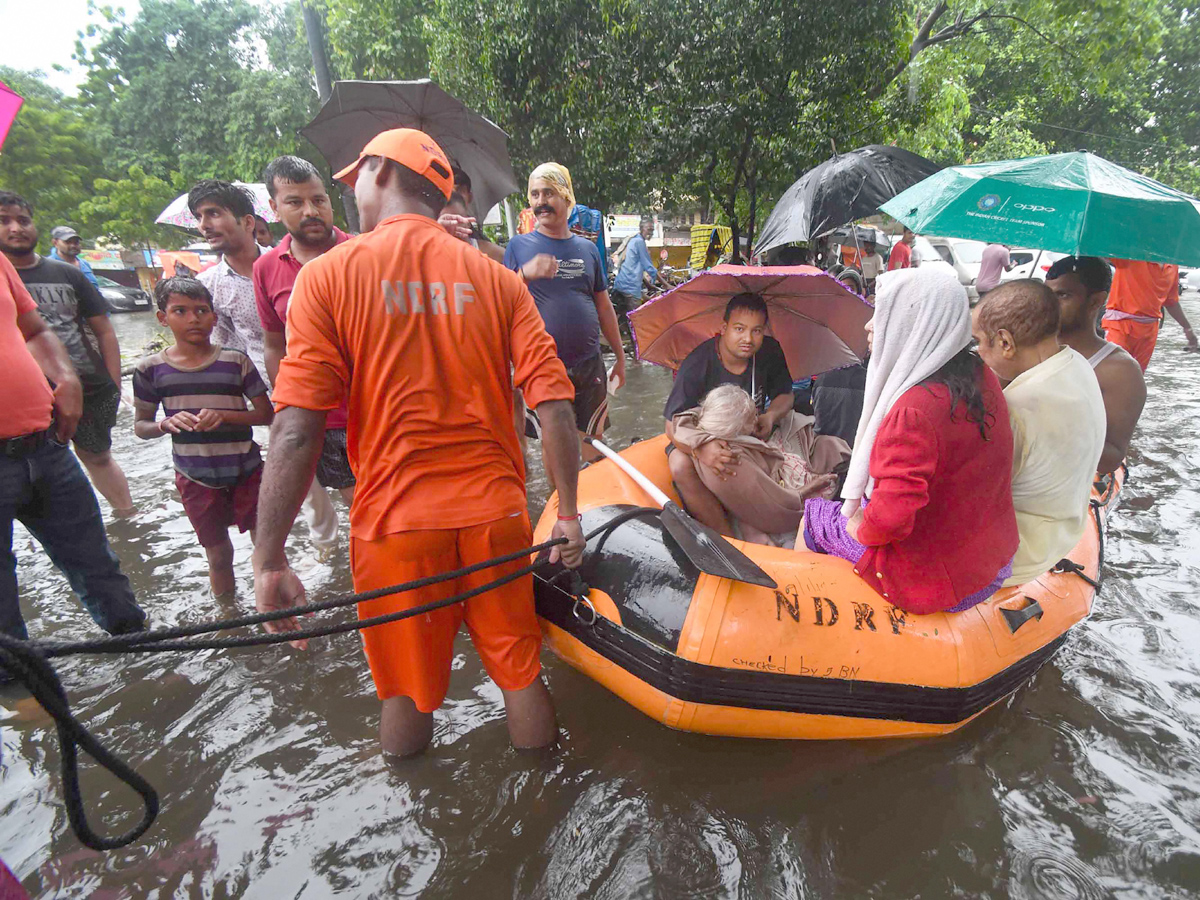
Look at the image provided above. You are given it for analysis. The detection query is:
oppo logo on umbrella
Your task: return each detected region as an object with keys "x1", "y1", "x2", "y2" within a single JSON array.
[{"x1": 1014, "y1": 203, "x2": 1056, "y2": 213}]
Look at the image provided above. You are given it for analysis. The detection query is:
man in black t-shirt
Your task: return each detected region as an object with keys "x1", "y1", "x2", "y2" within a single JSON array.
[
  {"x1": 663, "y1": 292, "x2": 793, "y2": 534},
  {"x1": 0, "y1": 192, "x2": 135, "y2": 516},
  {"x1": 812, "y1": 359, "x2": 868, "y2": 447}
]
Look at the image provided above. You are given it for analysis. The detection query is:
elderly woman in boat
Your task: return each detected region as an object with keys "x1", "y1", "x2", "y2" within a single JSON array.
[{"x1": 800, "y1": 267, "x2": 1019, "y2": 615}]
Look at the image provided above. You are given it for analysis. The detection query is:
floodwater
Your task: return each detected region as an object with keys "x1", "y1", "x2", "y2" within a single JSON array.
[{"x1": 5, "y1": 296, "x2": 1200, "y2": 899}]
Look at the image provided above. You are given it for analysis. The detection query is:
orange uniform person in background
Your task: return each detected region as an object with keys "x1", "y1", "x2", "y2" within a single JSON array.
[
  {"x1": 1103, "y1": 260, "x2": 1181, "y2": 370},
  {"x1": 251, "y1": 128, "x2": 586, "y2": 759}
]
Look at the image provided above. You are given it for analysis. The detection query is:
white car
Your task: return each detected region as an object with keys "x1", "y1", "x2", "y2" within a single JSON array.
[
  {"x1": 911, "y1": 237, "x2": 975, "y2": 297},
  {"x1": 921, "y1": 237, "x2": 987, "y2": 301},
  {"x1": 1183, "y1": 267, "x2": 1200, "y2": 293},
  {"x1": 1002, "y1": 248, "x2": 1067, "y2": 283}
]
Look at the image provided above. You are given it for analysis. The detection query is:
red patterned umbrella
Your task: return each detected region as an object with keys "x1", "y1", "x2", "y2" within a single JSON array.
[{"x1": 627, "y1": 265, "x2": 872, "y2": 381}]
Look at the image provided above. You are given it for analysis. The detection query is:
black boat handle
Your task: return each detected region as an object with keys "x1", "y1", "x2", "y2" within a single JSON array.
[{"x1": 1000, "y1": 598, "x2": 1044, "y2": 634}]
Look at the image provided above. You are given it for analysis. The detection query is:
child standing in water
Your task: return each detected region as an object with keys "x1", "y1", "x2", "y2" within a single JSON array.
[{"x1": 133, "y1": 276, "x2": 273, "y2": 598}]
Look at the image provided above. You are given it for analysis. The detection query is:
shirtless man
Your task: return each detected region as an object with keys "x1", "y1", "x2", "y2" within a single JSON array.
[{"x1": 1045, "y1": 256, "x2": 1145, "y2": 475}]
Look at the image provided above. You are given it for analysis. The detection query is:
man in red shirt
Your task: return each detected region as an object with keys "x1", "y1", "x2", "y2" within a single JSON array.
[
  {"x1": 0, "y1": 254, "x2": 144, "y2": 680},
  {"x1": 253, "y1": 155, "x2": 355, "y2": 505},
  {"x1": 887, "y1": 228, "x2": 915, "y2": 271}
]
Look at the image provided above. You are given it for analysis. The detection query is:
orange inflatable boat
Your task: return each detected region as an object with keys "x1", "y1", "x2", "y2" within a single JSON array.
[{"x1": 534, "y1": 434, "x2": 1120, "y2": 740}]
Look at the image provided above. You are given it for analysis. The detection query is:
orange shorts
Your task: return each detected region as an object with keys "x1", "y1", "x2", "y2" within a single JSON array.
[
  {"x1": 350, "y1": 514, "x2": 542, "y2": 711},
  {"x1": 1104, "y1": 319, "x2": 1158, "y2": 371}
]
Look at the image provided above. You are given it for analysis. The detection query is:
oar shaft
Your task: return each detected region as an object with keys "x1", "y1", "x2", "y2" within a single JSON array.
[{"x1": 586, "y1": 439, "x2": 672, "y2": 508}]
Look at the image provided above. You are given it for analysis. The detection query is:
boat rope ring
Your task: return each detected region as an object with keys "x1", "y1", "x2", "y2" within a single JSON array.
[{"x1": 572, "y1": 595, "x2": 598, "y2": 627}]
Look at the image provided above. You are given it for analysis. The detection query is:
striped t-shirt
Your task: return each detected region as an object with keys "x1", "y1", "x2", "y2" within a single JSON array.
[{"x1": 133, "y1": 346, "x2": 268, "y2": 488}]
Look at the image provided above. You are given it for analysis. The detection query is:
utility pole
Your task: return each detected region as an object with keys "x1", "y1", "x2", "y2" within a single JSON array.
[{"x1": 300, "y1": 2, "x2": 360, "y2": 232}]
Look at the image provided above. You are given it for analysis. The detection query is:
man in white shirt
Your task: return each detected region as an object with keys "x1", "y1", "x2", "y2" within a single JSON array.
[
  {"x1": 858, "y1": 239, "x2": 886, "y2": 294},
  {"x1": 189, "y1": 179, "x2": 339, "y2": 556},
  {"x1": 190, "y1": 180, "x2": 271, "y2": 377}
]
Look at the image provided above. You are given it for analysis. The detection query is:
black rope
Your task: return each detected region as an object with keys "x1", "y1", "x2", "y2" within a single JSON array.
[
  {"x1": 1, "y1": 508, "x2": 648, "y2": 851},
  {"x1": 1052, "y1": 500, "x2": 1107, "y2": 591},
  {"x1": 40, "y1": 536, "x2": 568, "y2": 657},
  {"x1": 1052, "y1": 558, "x2": 1100, "y2": 590},
  {"x1": 0, "y1": 634, "x2": 158, "y2": 851}
]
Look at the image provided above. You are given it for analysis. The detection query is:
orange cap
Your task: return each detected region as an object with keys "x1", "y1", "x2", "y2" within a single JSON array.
[{"x1": 334, "y1": 128, "x2": 455, "y2": 200}]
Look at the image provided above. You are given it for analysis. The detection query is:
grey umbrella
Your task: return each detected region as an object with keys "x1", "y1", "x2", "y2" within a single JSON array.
[
  {"x1": 754, "y1": 145, "x2": 941, "y2": 256},
  {"x1": 300, "y1": 79, "x2": 519, "y2": 221}
]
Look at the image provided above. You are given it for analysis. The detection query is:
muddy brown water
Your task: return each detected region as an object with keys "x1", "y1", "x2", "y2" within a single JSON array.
[{"x1": 4, "y1": 298, "x2": 1200, "y2": 898}]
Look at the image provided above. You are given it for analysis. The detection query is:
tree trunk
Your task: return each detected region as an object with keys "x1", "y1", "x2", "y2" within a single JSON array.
[
  {"x1": 301, "y1": 2, "x2": 360, "y2": 232},
  {"x1": 745, "y1": 156, "x2": 759, "y2": 261},
  {"x1": 301, "y1": 2, "x2": 333, "y2": 101},
  {"x1": 727, "y1": 129, "x2": 754, "y2": 264}
]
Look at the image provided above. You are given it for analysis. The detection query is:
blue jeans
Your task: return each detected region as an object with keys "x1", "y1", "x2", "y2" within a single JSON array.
[{"x1": 0, "y1": 440, "x2": 144, "y2": 645}]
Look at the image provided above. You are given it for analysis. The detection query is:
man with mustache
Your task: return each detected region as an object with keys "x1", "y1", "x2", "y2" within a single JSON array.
[
  {"x1": 254, "y1": 156, "x2": 355, "y2": 509},
  {"x1": 503, "y1": 163, "x2": 625, "y2": 463}
]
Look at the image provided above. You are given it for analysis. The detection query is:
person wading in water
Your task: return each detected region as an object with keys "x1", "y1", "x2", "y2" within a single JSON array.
[{"x1": 252, "y1": 129, "x2": 586, "y2": 759}]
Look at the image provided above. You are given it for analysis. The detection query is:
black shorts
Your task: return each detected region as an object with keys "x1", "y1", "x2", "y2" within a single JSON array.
[
  {"x1": 73, "y1": 378, "x2": 120, "y2": 455},
  {"x1": 524, "y1": 353, "x2": 610, "y2": 440},
  {"x1": 610, "y1": 288, "x2": 640, "y2": 317},
  {"x1": 315, "y1": 428, "x2": 356, "y2": 490}
]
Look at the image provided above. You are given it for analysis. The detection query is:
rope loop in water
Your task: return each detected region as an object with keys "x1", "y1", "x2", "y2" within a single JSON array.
[{"x1": 1, "y1": 509, "x2": 646, "y2": 851}]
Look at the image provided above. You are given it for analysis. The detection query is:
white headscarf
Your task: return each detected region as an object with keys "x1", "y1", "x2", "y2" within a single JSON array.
[{"x1": 841, "y1": 266, "x2": 972, "y2": 516}]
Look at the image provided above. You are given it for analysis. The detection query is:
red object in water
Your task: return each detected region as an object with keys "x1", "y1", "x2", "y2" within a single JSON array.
[
  {"x1": 0, "y1": 858, "x2": 31, "y2": 899},
  {"x1": 0, "y1": 81, "x2": 24, "y2": 152}
]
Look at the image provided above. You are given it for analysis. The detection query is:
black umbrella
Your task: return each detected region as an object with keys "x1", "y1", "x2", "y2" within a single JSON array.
[
  {"x1": 754, "y1": 145, "x2": 941, "y2": 256},
  {"x1": 300, "y1": 79, "x2": 519, "y2": 221}
]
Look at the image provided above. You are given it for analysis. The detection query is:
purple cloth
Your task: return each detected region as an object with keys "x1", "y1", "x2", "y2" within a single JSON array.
[
  {"x1": 803, "y1": 496, "x2": 1014, "y2": 613},
  {"x1": 802, "y1": 497, "x2": 866, "y2": 562},
  {"x1": 945, "y1": 557, "x2": 1013, "y2": 612}
]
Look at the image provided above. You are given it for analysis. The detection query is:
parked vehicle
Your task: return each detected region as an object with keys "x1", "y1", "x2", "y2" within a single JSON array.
[
  {"x1": 1001, "y1": 248, "x2": 1067, "y2": 284},
  {"x1": 923, "y1": 237, "x2": 986, "y2": 301},
  {"x1": 96, "y1": 275, "x2": 153, "y2": 313},
  {"x1": 911, "y1": 236, "x2": 967, "y2": 287},
  {"x1": 1182, "y1": 267, "x2": 1200, "y2": 293}
]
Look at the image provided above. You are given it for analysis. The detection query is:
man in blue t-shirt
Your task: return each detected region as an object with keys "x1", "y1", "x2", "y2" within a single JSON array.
[
  {"x1": 612, "y1": 216, "x2": 660, "y2": 325},
  {"x1": 504, "y1": 162, "x2": 626, "y2": 460}
]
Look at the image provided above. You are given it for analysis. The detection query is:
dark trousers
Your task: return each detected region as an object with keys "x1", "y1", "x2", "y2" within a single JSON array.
[{"x1": 0, "y1": 441, "x2": 144, "y2": 646}]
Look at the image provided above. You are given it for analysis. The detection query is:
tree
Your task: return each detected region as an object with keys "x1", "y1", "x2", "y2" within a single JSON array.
[
  {"x1": 318, "y1": 0, "x2": 430, "y2": 80},
  {"x1": 78, "y1": 165, "x2": 185, "y2": 249},
  {"x1": 75, "y1": 0, "x2": 321, "y2": 184},
  {"x1": 0, "y1": 67, "x2": 107, "y2": 241}
]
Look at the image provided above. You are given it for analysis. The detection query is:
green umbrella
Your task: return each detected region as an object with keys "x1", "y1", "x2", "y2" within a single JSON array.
[{"x1": 880, "y1": 151, "x2": 1200, "y2": 266}]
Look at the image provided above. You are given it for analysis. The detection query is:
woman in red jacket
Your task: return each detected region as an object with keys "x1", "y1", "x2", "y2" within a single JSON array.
[{"x1": 801, "y1": 267, "x2": 1018, "y2": 614}]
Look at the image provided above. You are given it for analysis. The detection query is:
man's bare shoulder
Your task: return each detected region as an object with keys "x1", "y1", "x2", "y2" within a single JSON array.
[
  {"x1": 1094, "y1": 343, "x2": 1144, "y2": 384},
  {"x1": 1093, "y1": 344, "x2": 1147, "y2": 407}
]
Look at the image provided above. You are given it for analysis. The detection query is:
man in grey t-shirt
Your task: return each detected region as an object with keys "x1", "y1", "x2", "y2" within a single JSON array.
[{"x1": 0, "y1": 191, "x2": 135, "y2": 515}]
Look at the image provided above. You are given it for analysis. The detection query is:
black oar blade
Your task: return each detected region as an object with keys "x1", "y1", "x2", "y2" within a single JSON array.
[{"x1": 659, "y1": 501, "x2": 777, "y2": 588}]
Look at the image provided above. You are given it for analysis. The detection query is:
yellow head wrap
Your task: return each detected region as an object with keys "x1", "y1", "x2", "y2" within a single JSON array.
[{"x1": 527, "y1": 162, "x2": 576, "y2": 210}]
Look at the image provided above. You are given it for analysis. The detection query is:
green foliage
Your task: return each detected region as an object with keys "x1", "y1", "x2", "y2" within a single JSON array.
[
  {"x1": 0, "y1": 67, "x2": 107, "y2": 241},
  {"x1": 8, "y1": 0, "x2": 1200, "y2": 260},
  {"x1": 972, "y1": 103, "x2": 1049, "y2": 162},
  {"x1": 78, "y1": 165, "x2": 184, "y2": 248},
  {"x1": 74, "y1": 0, "x2": 320, "y2": 183},
  {"x1": 320, "y1": 0, "x2": 430, "y2": 80},
  {"x1": 75, "y1": 0, "x2": 262, "y2": 178}
]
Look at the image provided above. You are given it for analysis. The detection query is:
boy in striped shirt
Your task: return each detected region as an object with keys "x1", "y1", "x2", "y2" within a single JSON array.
[{"x1": 133, "y1": 276, "x2": 273, "y2": 598}]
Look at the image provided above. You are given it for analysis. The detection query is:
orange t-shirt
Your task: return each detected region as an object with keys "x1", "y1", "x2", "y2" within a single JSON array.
[
  {"x1": 273, "y1": 214, "x2": 574, "y2": 540},
  {"x1": 1108, "y1": 259, "x2": 1179, "y2": 318},
  {"x1": 2, "y1": 254, "x2": 55, "y2": 440}
]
